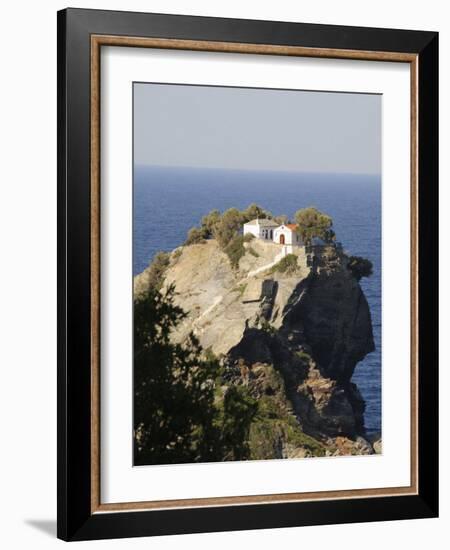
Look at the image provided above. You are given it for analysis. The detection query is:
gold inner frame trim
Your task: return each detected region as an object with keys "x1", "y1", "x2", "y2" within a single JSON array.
[{"x1": 90, "y1": 34, "x2": 419, "y2": 514}]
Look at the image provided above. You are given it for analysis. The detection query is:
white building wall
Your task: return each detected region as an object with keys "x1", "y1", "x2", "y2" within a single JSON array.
[
  {"x1": 244, "y1": 222, "x2": 276, "y2": 241},
  {"x1": 243, "y1": 223, "x2": 261, "y2": 239},
  {"x1": 273, "y1": 226, "x2": 303, "y2": 246},
  {"x1": 244, "y1": 222, "x2": 300, "y2": 244}
]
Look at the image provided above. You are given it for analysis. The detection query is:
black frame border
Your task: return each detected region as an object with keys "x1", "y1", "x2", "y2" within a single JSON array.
[{"x1": 57, "y1": 8, "x2": 438, "y2": 541}]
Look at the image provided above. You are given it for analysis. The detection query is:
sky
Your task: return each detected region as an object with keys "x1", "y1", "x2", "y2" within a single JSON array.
[{"x1": 134, "y1": 83, "x2": 381, "y2": 175}]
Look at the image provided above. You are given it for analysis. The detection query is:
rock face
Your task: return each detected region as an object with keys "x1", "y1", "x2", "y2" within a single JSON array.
[
  {"x1": 282, "y1": 269, "x2": 374, "y2": 382},
  {"x1": 135, "y1": 238, "x2": 376, "y2": 457}
]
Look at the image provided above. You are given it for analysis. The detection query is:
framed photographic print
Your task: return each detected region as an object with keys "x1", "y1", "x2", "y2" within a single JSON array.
[{"x1": 57, "y1": 8, "x2": 438, "y2": 541}]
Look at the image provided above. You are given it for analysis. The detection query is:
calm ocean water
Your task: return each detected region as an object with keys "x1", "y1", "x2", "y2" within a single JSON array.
[{"x1": 134, "y1": 166, "x2": 382, "y2": 436}]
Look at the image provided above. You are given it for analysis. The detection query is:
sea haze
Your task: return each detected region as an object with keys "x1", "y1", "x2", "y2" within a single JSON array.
[{"x1": 134, "y1": 165, "x2": 382, "y2": 436}]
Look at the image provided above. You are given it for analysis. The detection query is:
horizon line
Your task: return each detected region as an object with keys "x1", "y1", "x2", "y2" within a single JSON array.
[{"x1": 134, "y1": 164, "x2": 381, "y2": 178}]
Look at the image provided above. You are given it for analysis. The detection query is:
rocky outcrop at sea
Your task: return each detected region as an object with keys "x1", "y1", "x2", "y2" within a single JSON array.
[{"x1": 135, "y1": 238, "x2": 377, "y2": 458}]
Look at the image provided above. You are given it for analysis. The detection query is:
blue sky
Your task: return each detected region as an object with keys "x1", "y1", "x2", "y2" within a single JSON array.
[{"x1": 134, "y1": 83, "x2": 381, "y2": 175}]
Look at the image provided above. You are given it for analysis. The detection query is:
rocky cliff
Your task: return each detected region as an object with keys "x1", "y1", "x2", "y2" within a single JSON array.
[{"x1": 134, "y1": 237, "x2": 378, "y2": 458}]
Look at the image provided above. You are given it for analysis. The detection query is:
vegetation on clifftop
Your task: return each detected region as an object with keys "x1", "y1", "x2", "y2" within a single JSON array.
[
  {"x1": 183, "y1": 203, "x2": 343, "y2": 269},
  {"x1": 183, "y1": 203, "x2": 288, "y2": 268},
  {"x1": 294, "y1": 206, "x2": 335, "y2": 244},
  {"x1": 139, "y1": 202, "x2": 373, "y2": 294}
]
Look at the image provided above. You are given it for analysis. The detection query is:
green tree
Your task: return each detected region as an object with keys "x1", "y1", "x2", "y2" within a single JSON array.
[
  {"x1": 200, "y1": 209, "x2": 221, "y2": 236},
  {"x1": 213, "y1": 207, "x2": 243, "y2": 248},
  {"x1": 273, "y1": 214, "x2": 289, "y2": 225},
  {"x1": 184, "y1": 209, "x2": 221, "y2": 246},
  {"x1": 242, "y1": 203, "x2": 267, "y2": 222},
  {"x1": 294, "y1": 207, "x2": 334, "y2": 245},
  {"x1": 134, "y1": 285, "x2": 257, "y2": 465}
]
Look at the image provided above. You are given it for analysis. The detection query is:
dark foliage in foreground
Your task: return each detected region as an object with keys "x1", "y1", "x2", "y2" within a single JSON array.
[{"x1": 134, "y1": 285, "x2": 257, "y2": 465}]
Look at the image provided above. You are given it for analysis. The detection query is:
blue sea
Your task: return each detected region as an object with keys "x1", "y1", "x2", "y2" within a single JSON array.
[{"x1": 134, "y1": 165, "x2": 382, "y2": 436}]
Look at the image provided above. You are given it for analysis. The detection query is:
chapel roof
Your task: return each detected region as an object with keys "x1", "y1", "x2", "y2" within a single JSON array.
[{"x1": 245, "y1": 218, "x2": 279, "y2": 227}]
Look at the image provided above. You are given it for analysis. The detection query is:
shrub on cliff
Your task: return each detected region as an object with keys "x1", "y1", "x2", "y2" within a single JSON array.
[
  {"x1": 247, "y1": 368, "x2": 326, "y2": 459},
  {"x1": 134, "y1": 284, "x2": 257, "y2": 465},
  {"x1": 200, "y1": 209, "x2": 221, "y2": 235},
  {"x1": 224, "y1": 235, "x2": 246, "y2": 269},
  {"x1": 184, "y1": 226, "x2": 207, "y2": 245},
  {"x1": 273, "y1": 253, "x2": 298, "y2": 274},
  {"x1": 142, "y1": 251, "x2": 170, "y2": 292},
  {"x1": 347, "y1": 256, "x2": 373, "y2": 280}
]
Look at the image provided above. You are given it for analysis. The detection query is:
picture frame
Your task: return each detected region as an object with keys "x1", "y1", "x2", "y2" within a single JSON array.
[{"x1": 57, "y1": 7, "x2": 438, "y2": 541}]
